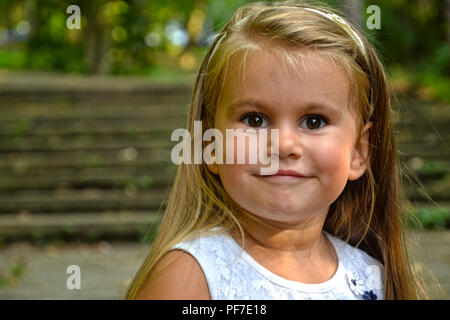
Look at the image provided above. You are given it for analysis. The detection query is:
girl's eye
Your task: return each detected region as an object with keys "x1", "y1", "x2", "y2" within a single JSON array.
[
  {"x1": 240, "y1": 112, "x2": 268, "y2": 128},
  {"x1": 300, "y1": 115, "x2": 328, "y2": 130}
]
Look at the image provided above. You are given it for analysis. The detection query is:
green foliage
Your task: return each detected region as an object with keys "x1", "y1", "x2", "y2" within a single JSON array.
[
  {"x1": 365, "y1": 0, "x2": 447, "y2": 65},
  {"x1": 408, "y1": 205, "x2": 450, "y2": 230},
  {"x1": 84, "y1": 154, "x2": 105, "y2": 167},
  {"x1": 418, "y1": 160, "x2": 449, "y2": 178},
  {"x1": 364, "y1": 0, "x2": 449, "y2": 102},
  {"x1": 24, "y1": 0, "x2": 87, "y2": 72},
  {"x1": 3, "y1": 118, "x2": 31, "y2": 138},
  {"x1": 138, "y1": 175, "x2": 155, "y2": 189},
  {"x1": 0, "y1": 49, "x2": 26, "y2": 69},
  {"x1": 416, "y1": 43, "x2": 450, "y2": 103},
  {"x1": 0, "y1": 0, "x2": 447, "y2": 102},
  {"x1": 0, "y1": 260, "x2": 26, "y2": 288}
]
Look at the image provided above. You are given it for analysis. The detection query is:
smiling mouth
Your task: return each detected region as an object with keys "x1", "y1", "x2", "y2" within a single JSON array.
[
  {"x1": 259, "y1": 175, "x2": 307, "y2": 179},
  {"x1": 257, "y1": 169, "x2": 309, "y2": 178},
  {"x1": 253, "y1": 174, "x2": 311, "y2": 183},
  {"x1": 255, "y1": 174, "x2": 310, "y2": 187}
]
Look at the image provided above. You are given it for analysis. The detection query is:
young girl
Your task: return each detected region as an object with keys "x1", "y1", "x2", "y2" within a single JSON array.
[{"x1": 125, "y1": 1, "x2": 425, "y2": 300}]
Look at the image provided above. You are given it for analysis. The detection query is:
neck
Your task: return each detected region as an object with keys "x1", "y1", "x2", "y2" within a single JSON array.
[{"x1": 232, "y1": 207, "x2": 331, "y2": 258}]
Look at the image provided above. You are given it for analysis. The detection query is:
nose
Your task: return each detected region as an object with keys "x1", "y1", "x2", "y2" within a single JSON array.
[{"x1": 270, "y1": 123, "x2": 303, "y2": 159}]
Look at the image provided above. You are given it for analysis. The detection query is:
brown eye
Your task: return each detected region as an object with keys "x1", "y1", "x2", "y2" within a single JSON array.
[
  {"x1": 301, "y1": 115, "x2": 328, "y2": 130},
  {"x1": 241, "y1": 112, "x2": 268, "y2": 128}
]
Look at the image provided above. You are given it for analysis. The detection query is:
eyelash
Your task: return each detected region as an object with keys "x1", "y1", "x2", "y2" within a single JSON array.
[{"x1": 239, "y1": 112, "x2": 330, "y2": 130}]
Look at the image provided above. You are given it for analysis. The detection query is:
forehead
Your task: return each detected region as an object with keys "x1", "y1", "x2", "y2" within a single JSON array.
[{"x1": 218, "y1": 48, "x2": 352, "y2": 117}]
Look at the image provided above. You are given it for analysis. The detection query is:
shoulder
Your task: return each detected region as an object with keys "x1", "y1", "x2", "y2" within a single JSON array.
[
  {"x1": 136, "y1": 249, "x2": 210, "y2": 300},
  {"x1": 136, "y1": 228, "x2": 228, "y2": 300}
]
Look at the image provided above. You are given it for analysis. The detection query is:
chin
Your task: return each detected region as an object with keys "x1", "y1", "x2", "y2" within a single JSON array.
[{"x1": 252, "y1": 207, "x2": 318, "y2": 224}]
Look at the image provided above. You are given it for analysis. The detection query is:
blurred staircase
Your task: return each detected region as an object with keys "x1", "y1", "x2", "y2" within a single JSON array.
[
  {"x1": 393, "y1": 98, "x2": 450, "y2": 200},
  {"x1": 0, "y1": 72, "x2": 191, "y2": 242},
  {"x1": 0, "y1": 72, "x2": 448, "y2": 242}
]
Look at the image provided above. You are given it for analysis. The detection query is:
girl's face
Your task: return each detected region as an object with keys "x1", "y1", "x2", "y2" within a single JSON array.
[{"x1": 207, "y1": 48, "x2": 371, "y2": 224}]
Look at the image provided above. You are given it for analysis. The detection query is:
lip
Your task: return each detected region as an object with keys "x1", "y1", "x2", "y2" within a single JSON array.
[
  {"x1": 255, "y1": 169, "x2": 310, "y2": 184},
  {"x1": 260, "y1": 169, "x2": 307, "y2": 178}
]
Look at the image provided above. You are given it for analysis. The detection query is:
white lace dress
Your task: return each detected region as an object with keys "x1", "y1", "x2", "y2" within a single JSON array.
[{"x1": 171, "y1": 228, "x2": 385, "y2": 300}]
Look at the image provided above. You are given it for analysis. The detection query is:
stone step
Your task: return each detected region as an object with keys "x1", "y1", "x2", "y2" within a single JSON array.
[
  {"x1": 395, "y1": 101, "x2": 450, "y2": 118},
  {"x1": 403, "y1": 177, "x2": 450, "y2": 202},
  {"x1": 0, "y1": 211, "x2": 161, "y2": 242},
  {"x1": 0, "y1": 81, "x2": 193, "y2": 104},
  {"x1": 0, "y1": 161, "x2": 176, "y2": 178},
  {"x1": 0, "y1": 177, "x2": 447, "y2": 214},
  {"x1": 1, "y1": 106, "x2": 446, "y2": 120},
  {"x1": 0, "y1": 149, "x2": 446, "y2": 180},
  {"x1": 0, "y1": 139, "x2": 447, "y2": 158},
  {"x1": 0, "y1": 128, "x2": 447, "y2": 152},
  {"x1": 0, "y1": 118, "x2": 186, "y2": 137},
  {"x1": 0, "y1": 203, "x2": 447, "y2": 243},
  {"x1": 0, "y1": 147, "x2": 173, "y2": 168},
  {"x1": 0, "y1": 188, "x2": 169, "y2": 214},
  {"x1": 0, "y1": 135, "x2": 176, "y2": 152},
  {"x1": 0, "y1": 148, "x2": 447, "y2": 174},
  {"x1": 0, "y1": 95, "x2": 446, "y2": 118},
  {"x1": 397, "y1": 145, "x2": 450, "y2": 160},
  {"x1": 0, "y1": 160, "x2": 172, "y2": 175},
  {"x1": 0, "y1": 114, "x2": 186, "y2": 127},
  {"x1": 402, "y1": 159, "x2": 449, "y2": 181},
  {"x1": 0, "y1": 164, "x2": 445, "y2": 191},
  {"x1": 0, "y1": 102, "x2": 187, "y2": 120},
  {"x1": 395, "y1": 126, "x2": 450, "y2": 140},
  {"x1": 0, "y1": 167, "x2": 176, "y2": 191},
  {"x1": 1, "y1": 117, "x2": 448, "y2": 136}
]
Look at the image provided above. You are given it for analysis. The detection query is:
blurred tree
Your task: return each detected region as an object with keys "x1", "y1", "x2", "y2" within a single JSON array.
[
  {"x1": 0, "y1": 0, "x2": 16, "y2": 42},
  {"x1": 23, "y1": 0, "x2": 85, "y2": 72},
  {"x1": 0, "y1": 0, "x2": 446, "y2": 94},
  {"x1": 365, "y1": 0, "x2": 448, "y2": 66},
  {"x1": 81, "y1": 0, "x2": 110, "y2": 73},
  {"x1": 446, "y1": 0, "x2": 450, "y2": 42}
]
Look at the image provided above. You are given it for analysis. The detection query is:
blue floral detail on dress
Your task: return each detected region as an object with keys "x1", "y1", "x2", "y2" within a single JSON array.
[
  {"x1": 346, "y1": 270, "x2": 365, "y2": 296},
  {"x1": 362, "y1": 290, "x2": 377, "y2": 300},
  {"x1": 346, "y1": 270, "x2": 378, "y2": 300}
]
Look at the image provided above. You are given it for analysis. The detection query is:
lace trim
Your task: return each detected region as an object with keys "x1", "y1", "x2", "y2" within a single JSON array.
[{"x1": 172, "y1": 228, "x2": 385, "y2": 300}]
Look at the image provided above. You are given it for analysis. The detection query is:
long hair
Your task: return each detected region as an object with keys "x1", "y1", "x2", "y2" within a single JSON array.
[{"x1": 125, "y1": 0, "x2": 425, "y2": 299}]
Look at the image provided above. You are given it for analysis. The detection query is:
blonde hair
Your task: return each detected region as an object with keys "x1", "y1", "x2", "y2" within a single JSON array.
[{"x1": 125, "y1": 0, "x2": 426, "y2": 299}]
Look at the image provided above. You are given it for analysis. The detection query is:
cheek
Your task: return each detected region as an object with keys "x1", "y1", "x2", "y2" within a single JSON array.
[
  {"x1": 219, "y1": 165, "x2": 241, "y2": 183},
  {"x1": 218, "y1": 164, "x2": 251, "y2": 201},
  {"x1": 312, "y1": 137, "x2": 352, "y2": 175}
]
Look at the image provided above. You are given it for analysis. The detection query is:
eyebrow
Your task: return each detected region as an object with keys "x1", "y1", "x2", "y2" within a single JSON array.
[{"x1": 226, "y1": 98, "x2": 343, "y2": 118}]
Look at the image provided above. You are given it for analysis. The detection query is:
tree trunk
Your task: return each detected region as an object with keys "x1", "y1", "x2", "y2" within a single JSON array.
[
  {"x1": 446, "y1": 0, "x2": 450, "y2": 43},
  {"x1": 81, "y1": 0, "x2": 110, "y2": 74},
  {"x1": 24, "y1": 0, "x2": 37, "y2": 39}
]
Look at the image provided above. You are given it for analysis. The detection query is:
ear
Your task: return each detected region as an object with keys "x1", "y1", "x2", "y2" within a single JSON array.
[
  {"x1": 348, "y1": 121, "x2": 372, "y2": 181},
  {"x1": 206, "y1": 149, "x2": 219, "y2": 175},
  {"x1": 207, "y1": 162, "x2": 219, "y2": 175}
]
